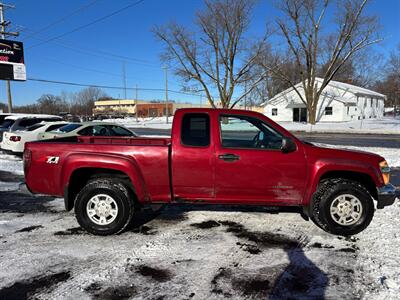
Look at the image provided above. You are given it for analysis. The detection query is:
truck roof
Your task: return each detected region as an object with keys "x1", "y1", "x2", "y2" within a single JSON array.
[{"x1": 175, "y1": 107, "x2": 261, "y2": 115}]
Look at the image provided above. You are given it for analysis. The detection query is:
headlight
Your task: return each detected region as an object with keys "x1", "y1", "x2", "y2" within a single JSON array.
[{"x1": 379, "y1": 160, "x2": 390, "y2": 185}]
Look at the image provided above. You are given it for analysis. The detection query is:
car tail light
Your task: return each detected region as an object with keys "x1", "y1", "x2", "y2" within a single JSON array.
[
  {"x1": 23, "y1": 149, "x2": 32, "y2": 173},
  {"x1": 10, "y1": 135, "x2": 21, "y2": 142}
]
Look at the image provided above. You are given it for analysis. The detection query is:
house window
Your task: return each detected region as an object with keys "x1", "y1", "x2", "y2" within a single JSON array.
[
  {"x1": 347, "y1": 107, "x2": 350, "y2": 115},
  {"x1": 325, "y1": 107, "x2": 333, "y2": 115},
  {"x1": 272, "y1": 108, "x2": 278, "y2": 116}
]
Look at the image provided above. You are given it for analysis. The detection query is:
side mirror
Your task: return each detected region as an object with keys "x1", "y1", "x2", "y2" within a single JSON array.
[{"x1": 281, "y1": 137, "x2": 297, "y2": 153}]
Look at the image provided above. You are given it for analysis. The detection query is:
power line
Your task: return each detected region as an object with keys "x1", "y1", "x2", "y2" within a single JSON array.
[
  {"x1": 27, "y1": 0, "x2": 146, "y2": 49},
  {"x1": 27, "y1": 77, "x2": 205, "y2": 97},
  {"x1": 34, "y1": 56, "x2": 126, "y2": 79},
  {"x1": 22, "y1": 0, "x2": 101, "y2": 40},
  {"x1": 32, "y1": 55, "x2": 155, "y2": 81},
  {"x1": 23, "y1": 30, "x2": 158, "y2": 67}
]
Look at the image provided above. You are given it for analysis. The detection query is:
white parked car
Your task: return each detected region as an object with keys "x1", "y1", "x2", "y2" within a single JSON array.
[
  {"x1": 0, "y1": 114, "x2": 62, "y2": 144},
  {"x1": 1, "y1": 121, "x2": 68, "y2": 154}
]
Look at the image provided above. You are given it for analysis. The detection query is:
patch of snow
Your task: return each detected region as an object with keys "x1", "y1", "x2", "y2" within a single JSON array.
[
  {"x1": 0, "y1": 152, "x2": 23, "y2": 175},
  {"x1": 101, "y1": 116, "x2": 173, "y2": 130},
  {"x1": 0, "y1": 181, "x2": 20, "y2": 192},
  {"x1": 278, "y1": 117, "x2": 400, "y2": 134}
]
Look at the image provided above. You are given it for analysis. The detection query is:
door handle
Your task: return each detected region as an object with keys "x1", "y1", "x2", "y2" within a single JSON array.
[{"x1": 218, "y1": 153, "x2": 240, "y2": 162}]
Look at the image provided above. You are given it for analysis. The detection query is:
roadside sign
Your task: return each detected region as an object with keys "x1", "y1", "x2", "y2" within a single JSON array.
[{"x1": 0, "y1": 39, "x2": 26, "y2": 81}]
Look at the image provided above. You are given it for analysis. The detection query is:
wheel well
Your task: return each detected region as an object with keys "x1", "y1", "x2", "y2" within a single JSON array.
[
  {"x1": 319, "y1": 171, "x2": 377, "y2": 200},
  {"x1": 66, "y1": 168, "x2": 136, "y2": 211}
]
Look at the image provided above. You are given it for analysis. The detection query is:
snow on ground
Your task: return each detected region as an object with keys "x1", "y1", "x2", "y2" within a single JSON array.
[
  {"x1": 0, "y1": 144, "x2": 399, "y2": 299},
  {"x1": 280, "y1": 117, "x2": 400, "y2": 134},
  {"x1": 0, "y1": 153, "x2": 23, "y2": 175},
  {"x1": 104, "y1": 115, "x2": 400, "y2": 134},
  {"x1": 103, "y1": 116, "x2": 173, "y2": 130}
]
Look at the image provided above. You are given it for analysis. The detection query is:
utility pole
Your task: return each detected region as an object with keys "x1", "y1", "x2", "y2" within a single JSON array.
[
  {"x1": 122, "y1": 61, "x2": 127, "y2": 99},
  {"x1": 163, "y1": 66, "x2": 169, "y2": 124},
  {"x1": 244, "y1": 81, "x2": 247, "y2": 110},
  {"x1": 135, "y1": 84, "x2": 138, "y2": 122},
  {"x1": 0, "y1": 3, "x2": 18, "y2": 113}
]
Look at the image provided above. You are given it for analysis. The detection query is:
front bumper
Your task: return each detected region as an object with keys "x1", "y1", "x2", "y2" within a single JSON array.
[{"x1": 377, "y1": 183, "x2": 400, "y2": 209}]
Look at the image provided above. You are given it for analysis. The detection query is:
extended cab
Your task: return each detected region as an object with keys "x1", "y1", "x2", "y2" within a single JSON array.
[{"x1": 23, "y1": 109, "x2": 398, "y2": 236}]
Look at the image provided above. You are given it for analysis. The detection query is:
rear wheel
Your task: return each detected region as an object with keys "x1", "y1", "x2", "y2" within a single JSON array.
[
  {"x1": 74, "y1": 178, "x2": 134, "y2": 235},
  {"x1": 311, "y1": 178, "x2": 374, "y2": 236}
]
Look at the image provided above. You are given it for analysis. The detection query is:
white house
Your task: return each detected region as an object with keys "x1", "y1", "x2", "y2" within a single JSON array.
[{"x1": 263, "y1": 78, "x2": 386, "y2": 122}]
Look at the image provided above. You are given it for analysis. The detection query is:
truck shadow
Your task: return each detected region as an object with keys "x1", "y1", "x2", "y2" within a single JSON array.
[
  {"x1": 0, "y1": 170, "x2": 24, "y2": 182},
  {"x1": 269, "y1": 246, "x2": 328, "y2": 299},
  {"x1": 127, "y1": 203, "x2": 304, "y2": 231},
  {"x1": 211, "y1": 246, "x2": 329, "y2": 298},
  {"x1": 0, "y1": 190, "x2": 56, "y2": 213}
]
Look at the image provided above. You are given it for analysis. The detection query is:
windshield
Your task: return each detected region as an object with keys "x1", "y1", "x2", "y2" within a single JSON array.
[
  {"x1": 54, "y1": 123, "x2": 82, "y2": 133},
  {"x1": 0, "y1": 119, "x2": 15, "y2": 129}
]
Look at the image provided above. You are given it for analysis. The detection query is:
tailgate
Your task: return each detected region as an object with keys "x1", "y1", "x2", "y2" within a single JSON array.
[{"x1": 24, "y1": 142, "x2": 64, "y2": 196}]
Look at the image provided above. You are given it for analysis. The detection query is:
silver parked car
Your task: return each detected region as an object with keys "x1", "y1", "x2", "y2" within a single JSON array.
[{"x1": 39, "y1": 122, "x2": 137, "y2": 139}]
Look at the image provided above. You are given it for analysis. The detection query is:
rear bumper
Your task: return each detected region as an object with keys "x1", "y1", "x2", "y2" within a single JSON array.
[{"x1": 377, "y1": 183, "x2": 399, "y2": 209}]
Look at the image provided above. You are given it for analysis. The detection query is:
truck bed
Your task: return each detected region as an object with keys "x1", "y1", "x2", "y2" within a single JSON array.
[{"x1": 24, "y1": 136, "x2": 172, "y2": 202}]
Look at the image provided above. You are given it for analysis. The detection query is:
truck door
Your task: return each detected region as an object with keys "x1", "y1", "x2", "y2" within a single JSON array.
[
  {"x1": 171, "y1": 112, "x2": 215, "y2": 200},
  {"x1": 214, "y1": 113, "x2": 307, "y2": 204}
]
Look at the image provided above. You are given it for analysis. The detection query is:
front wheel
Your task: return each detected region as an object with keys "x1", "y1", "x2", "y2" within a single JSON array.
[
  {"x1": 311, "y1": 179, "x2": 374, "y2": 236},
  {"x1": 74, "y1": 178, "x2": 134, "y2": 235}
]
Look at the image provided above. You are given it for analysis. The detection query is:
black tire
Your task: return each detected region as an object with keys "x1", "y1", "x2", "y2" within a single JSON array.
[
  {"x1": 74, "y1": 178, "x2": 135, "y2": 235},
  {"x1": 311, "y1": 178, "x2": 374, "y2": 236}
]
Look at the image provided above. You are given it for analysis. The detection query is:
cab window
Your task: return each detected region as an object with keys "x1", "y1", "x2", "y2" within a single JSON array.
[
  {"x1": 181, "y1": 113, "x2": 210, "y2": 147},
  {"x1": 219, "y1": 115, "x2": 283, "y2": 150}
]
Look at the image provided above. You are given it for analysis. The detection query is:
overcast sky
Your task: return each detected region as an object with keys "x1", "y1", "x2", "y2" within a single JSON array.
[{"x1": 2, "y1": 0, "x2": 399, "y2": 106}]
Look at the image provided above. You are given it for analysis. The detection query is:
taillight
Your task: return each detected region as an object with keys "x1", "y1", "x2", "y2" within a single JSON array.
[
  {"x1": 10, "y1": 136, "x2": 21, "y2": 142},
  {"x1": 23, "y1": 149, "x2": 32, "y2": 173}
]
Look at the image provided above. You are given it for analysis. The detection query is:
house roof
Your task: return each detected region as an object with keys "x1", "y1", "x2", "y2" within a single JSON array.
[
  {"x1": 323, "y1": 78, "x2": 385, "y2": 98},
  {"x1": 261, "y1": 77, "x2": 385, "y2": 106}
]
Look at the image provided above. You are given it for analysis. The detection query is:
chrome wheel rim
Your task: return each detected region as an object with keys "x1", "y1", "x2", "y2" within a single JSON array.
[
  {"x1": 86, "y1": 194, "x2": 118, "y2": 226},
  {"x1": 330, "y1": 194, "x2": 363, "y2": 226}
]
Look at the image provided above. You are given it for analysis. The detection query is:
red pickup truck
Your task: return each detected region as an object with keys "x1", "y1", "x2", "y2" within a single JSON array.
[{"x1": 24, "y1": 108, "x2": 397, "y2": 236}]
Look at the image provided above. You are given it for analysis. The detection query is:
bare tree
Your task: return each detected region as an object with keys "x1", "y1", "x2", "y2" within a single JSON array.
[
  {"x1": 388, "y1": 44, "x2": 400, "y2": 81},
  {"x1": 153, "y1": 0, "x2": 265, "y2": 108},
  {"x1": 261, "y1": 0, "x2": 381, "y2": 124},
  {"x1": 37, "y1": 94, "x2": 69, "y2": 115},
  {"x1": 71, "y1": 87, "x2": 108, "y2": 116},
  {"x1": 374, "y1": 44, "x2": 400, "y2": 109}
]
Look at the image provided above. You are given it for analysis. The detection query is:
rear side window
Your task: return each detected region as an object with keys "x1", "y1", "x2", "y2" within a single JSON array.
[
  {"x1": 27, "y1": 123, "x2": 45, "y2": 131},
  {"x1": 18, "y1": 118, "x2": 41, "y2": 128},
  {"x1": 1, "y1": 119, "x2": 15, "y2": 128},
  {"x1": 56, "y1": 123, "x2": 82, "y2": 133},
  {"x1": 107, "y1": 125, "x2": 135, "y2": 136},
  {"x1": 46, "y1": 124, "x2": 66, "y2": 132},
  {"x1": 181, "y1": 113, "x2": 210, "y2": 147}
]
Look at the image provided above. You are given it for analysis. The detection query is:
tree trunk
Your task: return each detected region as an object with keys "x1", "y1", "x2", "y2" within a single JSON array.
[
  {"x1": 307, "y1": 100, "x2": 318, "y2": 125},
  {"x1": 308, "y1": 108, "x2": 317, "y2": 125}
]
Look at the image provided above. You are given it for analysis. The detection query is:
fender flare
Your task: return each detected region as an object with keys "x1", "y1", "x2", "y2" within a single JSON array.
[
  {"x1": 303, "y1": 158, "x2": 381, "y2": 206},
  {"x1": 60, "y1": 152, "x2": 148, "y2": 203}
]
